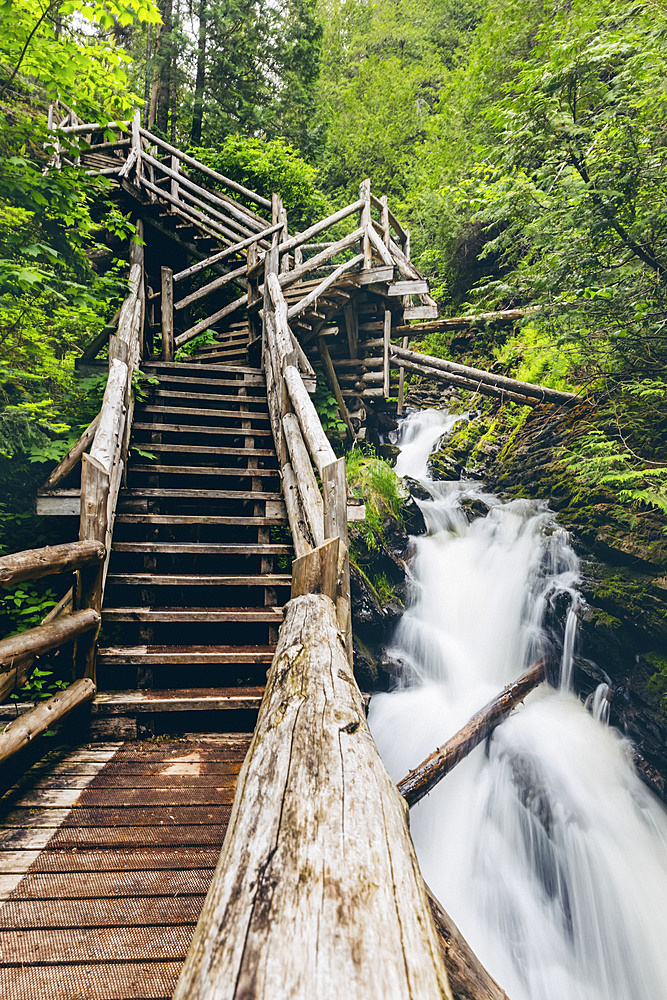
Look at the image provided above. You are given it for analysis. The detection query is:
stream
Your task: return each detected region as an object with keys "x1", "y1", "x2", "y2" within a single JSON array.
[{"x1": 369, "y1": 409, "x2": 667, "y2": 1000}]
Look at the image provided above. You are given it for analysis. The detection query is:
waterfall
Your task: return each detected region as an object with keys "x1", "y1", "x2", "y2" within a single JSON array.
[{"x1": 369, "y1": 409, "x2": 667, "y2": 1000}]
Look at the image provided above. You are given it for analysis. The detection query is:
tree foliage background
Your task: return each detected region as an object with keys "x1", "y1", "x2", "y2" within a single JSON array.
[{"x1": 1, "y1": 0, "x2": 666, "y2": 581}]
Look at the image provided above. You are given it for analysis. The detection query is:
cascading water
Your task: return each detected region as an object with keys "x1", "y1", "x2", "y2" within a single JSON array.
[{"x1": 369, "y1": 409, "x2": 667, "y2": 1000}]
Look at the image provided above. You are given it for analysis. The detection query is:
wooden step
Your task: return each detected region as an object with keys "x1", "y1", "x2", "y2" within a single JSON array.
[
  {"x1": 133, "y1": 422, "x2": 273, "y2": 437},
  {"x1": 138, "y1": 405, "x2": 270, "y2": 422},
  {"x1": 96, "y1": 646, "x2": 276, "y2": 665},
  {"x1": 111, "y1": 542, "x2": 290, "y2": 555},
  {"x1": 143, "y1": 362, "x2": 262, "y2": 375},
  {"x1": 129, "y1": 465, "x2": 279, "y2": 478},
  {"x1": 93, "y1": 687, "x2": 265, "y2": 713},
  {"x1": 104, "y1": 607, "x2": 284, "y2": 622},
  {"x1": 115, "y1": 514, "x2": 287, "y2": 525},
  {"x1": 130, "y1": 443, "x2": 277, "y2": 457},
  {"x1": 152, "y1": 389, "x2": 267, "y2": 405},
  {"x1": 120, "y1": 488, "x2": 283, "y2": 500},
  {"x1": 106, "y1": 573, "x2": 291, "y2": 586},
  {"x1": 145, "y1": 373, "x2": 264, "y2": 388}
]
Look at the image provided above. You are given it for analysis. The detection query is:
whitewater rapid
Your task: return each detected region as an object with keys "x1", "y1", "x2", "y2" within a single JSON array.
[{"x1": 369, "y1": 409, "x2": 667, "y2": 1000}]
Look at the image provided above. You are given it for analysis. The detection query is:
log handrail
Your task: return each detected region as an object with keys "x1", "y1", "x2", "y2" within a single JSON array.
[
  {"x1": 0, "y1": 540, "x2": 104, "y2": 588},
  {"x1": 138, "y1": 126, "x2": 272, "y2": 211},
  {"x1": 172, "y1": 222, "x2": 283, "y2": 283}
]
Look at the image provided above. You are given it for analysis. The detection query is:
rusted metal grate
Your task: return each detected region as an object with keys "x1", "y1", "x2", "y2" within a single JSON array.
[
  {"x1": 48, "y1": 822, "x2": 229, "y2": 848},
  {"x1": 0, "y1": 962, "x2": 182, "y2": 1000},
  {"x1": 0, "y1": 925, "x2": 193, "y2": 964},
  {"x1": 59, "y1": 805, "x2": 229, "y2": 827},
  {"x1": 30, "y1": 848, "x2": 220, "y2": 873},
  {"x1": 10, "y1": 868, "x2": 213, "y2": 900},
  {"x1": 0, "y1": 735, "x2": 247, "y2": 999},
  {"x1": 0, "y1": 895, "x2": 203, "y2": 929},
  {"x1": 73, "y1": 786, "x2": 236, "y2": 807}
]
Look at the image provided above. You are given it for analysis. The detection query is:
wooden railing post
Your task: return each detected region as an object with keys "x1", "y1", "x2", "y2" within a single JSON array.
[
  {"x1": 383, "y1": 308, "x2": 392, "y2": 398},
  {"x1": 170, "y1": 154, "x2": 180, "y2": 205},
  {"x1": 397, "y1": 334, "x2": 409, "y2": 415},
  {"x1": 381, "y1": 194, "x2": 390, "y2": 248},
  {"x1": 359, "y1": 178, "x2": 372, "y2": 269},
  {"x1": 76, "y1": 454, "x2": 110, "y2": 681},
  {"x1": 131, "y1": 109, "x2": 143, "y2": 185},
  {"x1": 161, "y1": 266, "x2": 174, "y2": 361},
  {"x1": 247, "y1": 241, "x2": 261, "y2": 344},
  {"x1": 322, "y1": 457, "x2": 353, "y2": 662}
]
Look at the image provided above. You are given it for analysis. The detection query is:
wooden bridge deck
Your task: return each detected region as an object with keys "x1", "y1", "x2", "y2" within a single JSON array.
[{"x1": 0, "y1": 735, "x2": 250, "y2": 999}]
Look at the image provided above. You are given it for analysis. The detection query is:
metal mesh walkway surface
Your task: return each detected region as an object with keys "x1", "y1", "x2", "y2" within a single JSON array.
[{"x1": 0, "y1": 735, "x2": 250, "y2": 1000}]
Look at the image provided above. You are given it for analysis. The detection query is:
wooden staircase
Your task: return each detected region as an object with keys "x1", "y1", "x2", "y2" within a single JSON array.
[{"x1": 94, "y1": 359, "x2": 291, "y2": 730}]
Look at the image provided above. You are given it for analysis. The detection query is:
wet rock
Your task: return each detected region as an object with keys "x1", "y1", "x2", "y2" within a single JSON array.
[
  {"x1": 403, "y1": 476, "x2": 432, "y2": 502},
  {"x1": 376, "y1": 442, "x2": 401, "y2": 464},
  {"x1": 459, "y1": 496, "x2": 491, "y2": 521},
  {"x1": 428, "y1": 452, "x2": 463, "y2": 482}
]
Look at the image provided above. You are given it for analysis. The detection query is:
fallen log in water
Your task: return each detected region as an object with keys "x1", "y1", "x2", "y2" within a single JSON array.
[
  {"x1": 398, "y1": 661, "x2": 546, "y2": 808},
  {"x1": 426, "y1": 886, "x2": 510, "y2": 1000},
  {"x1": 173, "y1": 593, "x2": 452, "y2": 1000},
  {"x1": 390, "y1": 345, "x2": 579, "y2": 407}
]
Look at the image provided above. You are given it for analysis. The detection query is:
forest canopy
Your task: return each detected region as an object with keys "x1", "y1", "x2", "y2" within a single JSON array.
[{"x1": 0, "y1": 0, "x2": 666, "y2": 568}]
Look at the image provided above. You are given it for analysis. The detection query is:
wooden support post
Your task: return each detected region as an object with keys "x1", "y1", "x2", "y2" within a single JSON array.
[
  {"x1": 322, "y1": 457, "x2": 352, "y2": 661},
  {"x1": 318, "y1": 336, "x2": 356, "y2": 443},
  {"x1": 381, "y1": 194, "x2": 390, "y2": 247},
  {"x1": 173, "y1": 594, "x2": 452, "y2": 1000},
  {"x1": 359, "y1": 178, "x2": 372, "y2": 269},
  {"x1": 343, "y1": 300, "x2": 358, "y2": 360},
  {"x1": 397, "y1": 334, "x2": 409, "y2": 416},
  {"x1": 170, "y1": 154, "x2": 180, "y2": 206},
  {"x1": 247, "y1": 242, "x2": 261, "y2": 343},
  {"x1": 383, "y1": 309, "x2": 392, "y2": 399},
  {"x1": 161, "y1": 266, "x2": 174, "y2": 361},
  {"x1": 291, "y1": 537, "x2": 339, "y2": 601},
  {"x1": 403, "y1": 228, "x2": 410, "y2": 260},
  {"x1": 398, "y1": 661, "x2": 546, "y2": 808},
  {"x1": 131, "y1": 109, "x2": 143, "y2": 184},
  {"x1": 76, "y1": 454, "x2": 110, "y2": 682}
]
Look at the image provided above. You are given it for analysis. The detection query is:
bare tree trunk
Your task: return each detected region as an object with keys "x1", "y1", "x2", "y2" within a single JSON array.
[
  {"x1": 190, "y1": 0, "x2": 207, "y2": 145},
  {"x1": 156, "y1": 0, "x2": 173, "y2": 135}
]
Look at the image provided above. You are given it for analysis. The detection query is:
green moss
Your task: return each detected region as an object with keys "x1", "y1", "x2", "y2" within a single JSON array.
[
  {"x1": 345, "y1": 446, "x2": 407, "y2": 551},
  {"x1": 646, "y1": 652, "x2": 667, "y2": 718}
]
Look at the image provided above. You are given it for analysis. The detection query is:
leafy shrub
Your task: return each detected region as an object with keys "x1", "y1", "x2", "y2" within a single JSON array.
[{"x1": 189, "y1": 136, "x2": 329, "y2": 228}]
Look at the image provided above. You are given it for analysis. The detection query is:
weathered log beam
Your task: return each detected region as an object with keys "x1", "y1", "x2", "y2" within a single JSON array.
[
  {"x1": 391, "y1": 345, "x2": 579, "y2": 406},
  {"x1": 393, "y1": 310, "x2": 529, "y2": 337},
  {"x1": 0, "y1": 588, "x2": 73, "y2": 704},
  {"x1": 398, "y1": 662, "x2": 546, "y2": 808},
  {"x1": 426, "y1": 886, "x2": 510, "y2": 1000},
  {"x1": 284, "y1": 365, "x2": 337, "y2": 476},
  {"x1": 317, "y1": 336, "x2": 357, "y2": 443},
  {"x1": 283, "y1": 413, "x2": 325, "y2": 547},
  {"x1": 287, "y1": 254, "x2": 364, "y2": 321},
  {"x1": 0, "y1": 677, "x2": 96, "y2": 765},
  {"x1": 394, "y1": 355, "x2": 577, "y2": 408},
  {"x1": 0, "y1": 540, "x2": 105, "y2": 589},
  {"x1": 173, "y1": 594, "x2": 452, "y2": 1000},
  {"x1": 0, "y1": 608, "x2": 101, "y2": 668}
]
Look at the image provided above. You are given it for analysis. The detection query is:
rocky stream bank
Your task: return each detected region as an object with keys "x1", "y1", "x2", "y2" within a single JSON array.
[{"x1": 354, "y1": 382, "x2": 667, "y2": 800}]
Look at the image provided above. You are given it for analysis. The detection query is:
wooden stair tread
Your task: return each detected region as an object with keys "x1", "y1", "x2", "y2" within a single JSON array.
[
  {"x1": 115, "y1": 514, "x2": 287, "y2": 525},
  {"x1": 138, "y1": 405, "x2": 270, "y2": 421},
  {"x1": 97, "y1": 646, "x2": 276, "y2": 664},
  {"x1": 152, "y1": 390, "x2": 267, "y2": 405},
  {"x1": 129, "y1": 465, "x2": 279, "y2": 477},
  {"x1": 104, "y1": 607, "x2": 284, "y2": 622},
  {"x1": 131, "y1": 443, "x2": 276, "y2": 457},
  {"x1": 107, "y1": 573, "x2": 291, "y2": 585},
  {"x1": 93, "y1": 687, "x2": 265, "y2": 712},
  {"x1": 111, "y1": 542, "x2": 290, "y2": 554},
  {"x1": 133, "y1": 422, "x2": 273, "y2": 436},
  {"x1": 143, "y1": 362, "x2": 262, "y2": 375},
  {"x1": 120, "y1": 487, "x2": 283, "y2": 500},
  {"x1": 145, "y1": 373, "x2": 264, "y2": 388}
]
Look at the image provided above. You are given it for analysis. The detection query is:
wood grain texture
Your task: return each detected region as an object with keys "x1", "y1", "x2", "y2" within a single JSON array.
[
  {"x1": 0, "y1": 541, "x2": 104, "y2": 589},
  {"x1": 173, "y1": 594, "x2": 452, "y2": 1000}
]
